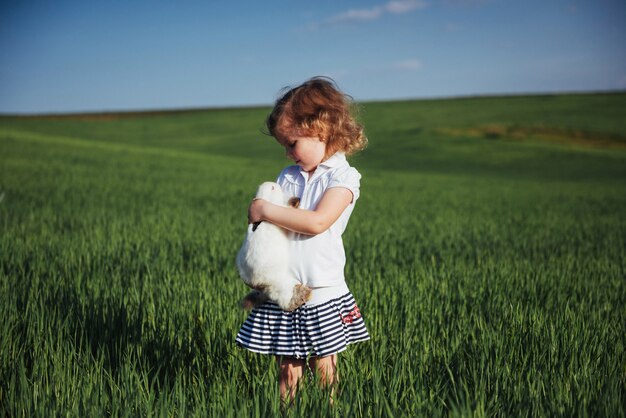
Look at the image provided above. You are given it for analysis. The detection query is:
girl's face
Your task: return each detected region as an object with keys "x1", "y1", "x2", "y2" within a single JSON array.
[{"x1": 281, "y1": 135, "x2": 327, "y2": 174}]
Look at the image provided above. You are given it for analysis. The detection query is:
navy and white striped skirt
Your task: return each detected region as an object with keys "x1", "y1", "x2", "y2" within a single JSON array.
[{"x1": 236, "y1": 292, "x2": 370, "y2": 359}]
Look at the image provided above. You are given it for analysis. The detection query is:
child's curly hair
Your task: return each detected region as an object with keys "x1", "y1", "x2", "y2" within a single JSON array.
[{"x1": 266, "y1": 77, "x2": 367, "y2": 157}]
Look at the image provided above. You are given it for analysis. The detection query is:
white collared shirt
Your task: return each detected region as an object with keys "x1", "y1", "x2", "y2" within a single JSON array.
[{"x1": 276, "y1": 152, "x2": 361, "y2": 288}]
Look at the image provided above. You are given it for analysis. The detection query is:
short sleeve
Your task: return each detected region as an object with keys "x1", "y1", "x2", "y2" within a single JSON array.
[{"x1": 328, "y1": 166, "x2": 361, "y2": 203}]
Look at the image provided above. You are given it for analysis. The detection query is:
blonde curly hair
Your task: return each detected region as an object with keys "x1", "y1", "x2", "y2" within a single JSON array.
[{"x1": 266, "y1": 77, "x2": 367, "y2": 157}]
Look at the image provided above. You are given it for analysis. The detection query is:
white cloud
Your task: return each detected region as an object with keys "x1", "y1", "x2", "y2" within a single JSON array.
[
  {"x1": 386, "y1": 0, "x2": 428, "y2": 14},
  {"x1": 329, "y1": 8, "x2": 383, "y2": 24},
  {"x1": 324, "y1": 1, "x2": 427, "y2": 25}
]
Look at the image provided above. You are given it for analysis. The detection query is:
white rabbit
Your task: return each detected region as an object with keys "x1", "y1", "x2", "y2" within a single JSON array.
[{"x1": 236, "y1": 182, "x2": 311, "y2": 311}]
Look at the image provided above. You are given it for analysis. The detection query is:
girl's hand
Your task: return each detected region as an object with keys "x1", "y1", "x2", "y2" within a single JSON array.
[
  {"x1": 246, "y1": 188, "x2": 353, "y2": 235},
  {"x1": 248, "y1": 199, "x2": 267, "y2": 224}
]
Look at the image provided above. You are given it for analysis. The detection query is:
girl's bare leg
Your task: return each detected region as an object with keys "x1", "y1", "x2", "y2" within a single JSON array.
[
  {"x1": 276, "y1": 356, "x2": 305, "y2": 403},
  {"x1": 309, "y1": 354, "x2": 338, "y2": 403}
]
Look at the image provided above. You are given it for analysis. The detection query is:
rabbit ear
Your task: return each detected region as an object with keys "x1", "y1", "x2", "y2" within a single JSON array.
[{"x1": 288, "y1": 197, "x2": 300, "y2": 208}]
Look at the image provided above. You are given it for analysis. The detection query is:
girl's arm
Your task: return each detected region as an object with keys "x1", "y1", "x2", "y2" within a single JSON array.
[{"x1": 248, "y1": 187, "x2": 353, "y2": 236}]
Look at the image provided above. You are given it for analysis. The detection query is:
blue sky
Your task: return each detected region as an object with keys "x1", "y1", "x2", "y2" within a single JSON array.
[{"x1": 1, "y1": 0, "x2": 624, "y2": 114}]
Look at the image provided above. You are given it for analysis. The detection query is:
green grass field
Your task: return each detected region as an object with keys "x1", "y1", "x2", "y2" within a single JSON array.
[{"x1": 1, "y1": 93, "x2": 625, "y2": 417}]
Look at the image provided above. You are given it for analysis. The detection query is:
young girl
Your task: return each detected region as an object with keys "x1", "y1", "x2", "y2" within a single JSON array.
[{"x1": 235, "y1": 77, "x2": 370, "y2": 402}]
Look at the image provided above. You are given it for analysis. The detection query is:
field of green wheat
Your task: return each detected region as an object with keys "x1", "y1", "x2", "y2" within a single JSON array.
[{"x1": 1, "y1": 93, "x2": 625, "y2": 417}]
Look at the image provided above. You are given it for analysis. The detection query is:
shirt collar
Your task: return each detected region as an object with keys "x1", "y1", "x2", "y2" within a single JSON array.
[
  {"x1": 297, "y1": 152, "x2": 347, "y2": 182},
  {"x1": 319, "y1": 152, "x2": 347, "y2": 169}
]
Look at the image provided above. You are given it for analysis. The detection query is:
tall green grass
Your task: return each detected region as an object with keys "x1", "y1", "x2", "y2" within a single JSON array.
[{"x1": 1, "y1": 93, "x2": 625, "y2": 416}]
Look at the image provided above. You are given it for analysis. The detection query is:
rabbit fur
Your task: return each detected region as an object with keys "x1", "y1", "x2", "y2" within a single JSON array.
[{"x1": 236, "y1": 182, "x2": 311, "y2": 311}]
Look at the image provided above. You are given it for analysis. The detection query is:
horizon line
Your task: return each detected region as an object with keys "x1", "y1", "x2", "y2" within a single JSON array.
[{"x1": 2, "y1": 88, "x2": 624, "y2": 118}]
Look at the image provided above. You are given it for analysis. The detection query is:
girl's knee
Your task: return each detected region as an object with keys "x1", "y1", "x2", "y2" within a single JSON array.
[
  {"x1": 309, "y1": 354, "x2": 337, "y2": 384},
  {"x1": 277, "y1": 357, "x2": 305, "y2": 383}
]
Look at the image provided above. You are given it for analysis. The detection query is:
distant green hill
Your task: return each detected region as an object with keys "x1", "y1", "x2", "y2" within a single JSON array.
[{"x1": 2, "y1": 92, "x2": 625, "y2": 180}]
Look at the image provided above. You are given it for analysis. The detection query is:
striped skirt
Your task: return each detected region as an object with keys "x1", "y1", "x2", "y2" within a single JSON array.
[{"x1": 236, "y1": 292, "x2": 370, "y2": 359}]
